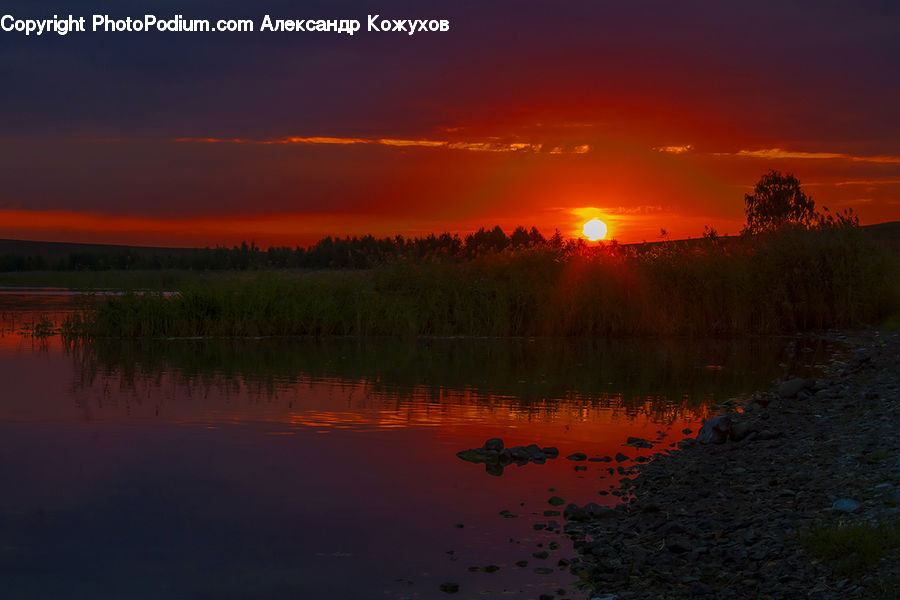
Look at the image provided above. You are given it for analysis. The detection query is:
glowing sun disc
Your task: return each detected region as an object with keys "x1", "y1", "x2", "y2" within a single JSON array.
[{"x1": 582, "y1": 219, "x2": 608, "y2": 241}]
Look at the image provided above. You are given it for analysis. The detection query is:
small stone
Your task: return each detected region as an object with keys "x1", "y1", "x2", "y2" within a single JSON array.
[
  {"x1": 548, "y1": 496, "x2": 566, "y2": 506},
  {"x1": 439, "y1": 582, "x2": 459, "y2": 594},
  {"x1": 563, "y1": 503, "x2": 588, "y2": 522},
  {"x1": 777, "y1": 377, "x2": 807, "y2": 398},
  {"x1": 625, "y1": 436, "x2": 653, "y2": 449},
  {"x1": 566, "y1": 452, "x2": 588, "y2": 461},
  {"x1": 524, "y1": 443, "x2": 543, "y2": 457},
  {"x1": 852, "y1": 348, "x2": 871, "y2": 364},
  {"x1": 483, "y1": 438, "x2": 503, "y2": 452},
  {"x1": 615, "y1": 452, "x2": 629, "y2": 462},
  {"x1": 832, "y1": 498, "x2": 861, "y2": 513}
]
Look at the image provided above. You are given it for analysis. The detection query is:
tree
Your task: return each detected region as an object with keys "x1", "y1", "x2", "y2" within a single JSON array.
[{"x1": 743, "y1": 170, "x2": 816, "y2": 234}]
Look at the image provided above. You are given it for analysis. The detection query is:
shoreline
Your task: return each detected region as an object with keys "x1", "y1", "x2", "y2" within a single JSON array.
[{"x1": 561, "y1": 330, "x2": 899, "y2": 599}]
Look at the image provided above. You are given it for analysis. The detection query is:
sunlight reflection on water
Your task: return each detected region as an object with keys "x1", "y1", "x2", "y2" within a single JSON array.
[{"x1": 0, "y1": 293, "x2": 833, "y2": 599}]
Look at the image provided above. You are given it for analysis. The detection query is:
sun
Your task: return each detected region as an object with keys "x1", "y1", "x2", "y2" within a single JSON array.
[{"x1": 582, "y1": 219, "x2": 608, "y2": 241}]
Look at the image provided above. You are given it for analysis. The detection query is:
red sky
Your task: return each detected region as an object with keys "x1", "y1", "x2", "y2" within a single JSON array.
[{"x1": 0, "y1": 1, "x2": 898, "y2": 247}]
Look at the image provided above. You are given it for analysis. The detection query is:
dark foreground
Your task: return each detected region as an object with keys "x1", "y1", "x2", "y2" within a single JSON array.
[{"x1": 562, "y1": 331, "x2": 900, "y2": 600}]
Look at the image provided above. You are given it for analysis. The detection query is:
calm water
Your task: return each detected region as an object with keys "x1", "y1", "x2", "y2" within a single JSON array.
[{"x1": 0, "y1": 292, "x2": 832, "y2": 599}]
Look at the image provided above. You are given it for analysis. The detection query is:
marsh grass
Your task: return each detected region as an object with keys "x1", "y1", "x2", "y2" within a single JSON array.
[
  {"x1": 801, "y1": 519, "x2": 900, "y2": 579},
  {"x1": 64, "y1": 227, "x2": 899, "y2": 338}
]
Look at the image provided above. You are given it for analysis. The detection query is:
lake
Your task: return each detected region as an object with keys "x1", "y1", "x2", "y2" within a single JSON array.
[{"x1": 0, "y1": 291, "x2": 831, "y2": 599}]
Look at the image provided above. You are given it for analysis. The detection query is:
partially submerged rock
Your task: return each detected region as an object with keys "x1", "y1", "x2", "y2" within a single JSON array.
[
  {"x1": 625, "y1": 437, "x2": 653, "y2": 449},
  {"x1": 456, "y1": 438, "x2": 560, "y2": 475},
  {"x1": 696, "y1": 415, "x2": 732, "y2": 444}
]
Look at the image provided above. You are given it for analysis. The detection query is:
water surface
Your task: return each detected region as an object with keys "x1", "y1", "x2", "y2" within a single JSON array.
[{"x1": 0, "y1": 292, "x2": 831, "y2": 599}]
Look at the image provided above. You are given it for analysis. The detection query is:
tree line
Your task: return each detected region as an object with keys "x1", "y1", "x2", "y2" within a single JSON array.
[{"x1": 0, "y1": 226, "x2": 577, "y2": 272}]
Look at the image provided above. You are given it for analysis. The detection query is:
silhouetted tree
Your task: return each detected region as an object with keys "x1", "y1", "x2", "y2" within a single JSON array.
[
  {"x1": 743, "y1": 170, "x2": 816, "y2": 234},
  {"x1": 509, "y1": 226, "x2": 531, "y2": 248}
]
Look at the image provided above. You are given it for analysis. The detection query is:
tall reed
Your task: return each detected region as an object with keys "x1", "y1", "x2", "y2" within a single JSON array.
[{"x1": 64, "y1": 227, "x2": 899, "y2": 339}]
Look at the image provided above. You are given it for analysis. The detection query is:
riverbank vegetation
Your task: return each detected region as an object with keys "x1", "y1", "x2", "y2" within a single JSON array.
[
  {"x1": 801, "y1": 519, "x2": 900, "y2": 579},
  {"x1": 62, "y1": 224, "x2": 899, "y2": 338}
]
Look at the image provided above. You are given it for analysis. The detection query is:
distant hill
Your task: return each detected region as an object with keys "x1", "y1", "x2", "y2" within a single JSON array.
[
  {"x1": 862, "y1": 221, "x2": 900, "y2": 253},
  {"x1": 0, "y1": 239, "x2": 199, "y2": 259}
]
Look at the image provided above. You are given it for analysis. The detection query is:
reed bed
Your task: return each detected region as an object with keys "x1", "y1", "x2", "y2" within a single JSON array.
[{"x1": 64, "y1": 227, "x2": 899, "y2": 338}]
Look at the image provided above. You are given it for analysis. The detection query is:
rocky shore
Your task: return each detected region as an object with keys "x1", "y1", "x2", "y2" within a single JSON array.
[{"x1": 563, "y1": 331, "x2": 900, "y2": 600}]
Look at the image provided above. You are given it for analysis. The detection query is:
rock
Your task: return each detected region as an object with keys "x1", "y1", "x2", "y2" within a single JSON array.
[
  {"x1": 729, "y1": 419, "x2": 760, "y2": 442},
  {"x1": 542, "y1": 446, "x2": 559, "y2": 458},
  {"x1": 584, "y1": 502, "x2": 615, "y2": 518},
  {"x1": 483, "y1": 438, "x2": 503, "y2": 452},
  {"x1": 533, "y1": 550, "x2": 549, "y2": 559},
  {"x1": 666, "y1": 536, "x2": 692, "y2": 553},
  {"x1": 626, "y1": 436, "x2": 653, "y2": 449},
  {"x1": 697, "y1": 415, "x2": 732, "y2": 444},
  {"x1": 682, "y1": 428, "x2": 693, "y2": 435},
  {"x1": 524, "y1": 443, "x2": 543, "y2": 457},
  {"x1": 564, "y1": 503, "x2": 588, "y2": 522},
  {"x1": 548, "y1": 495, "x2": 566, "y2": 506},
  {"x1": 614, "y1": 452, "x2": 629, "y2": 462},
  {"x1": 456, "y1": 448, "x2": 493, "y2": 463},
  {"x1": 533, "y1": 567, "x2": 553, "y2": 574},
  {"x1": 777, "y1": 377, "x2": 808, "y2": 398},
  {"x1": 852, "y1": 348, "x2": 871, "y2": 364},
  {"x1": 566, "y1": 452, "x2": 588, "y2": 461},
  {"x1": 832, "y1": 498, "x2": 861, "y2": 513},
  {"x1": 509, "y1": 446, "x2": 531, "y2": 461},
  {"x1": 439, "y1": 582, "x2": 459, "y2": 594}
]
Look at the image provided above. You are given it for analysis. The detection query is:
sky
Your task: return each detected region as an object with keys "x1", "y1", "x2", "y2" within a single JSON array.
[{"x1": 1, "y1": 0, "x2": 898, "y2": 247}]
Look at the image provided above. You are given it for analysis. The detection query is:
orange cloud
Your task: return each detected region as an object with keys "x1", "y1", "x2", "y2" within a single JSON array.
[
  {"x1": 174, "y1": 135, "x2": 586, "y2": 154},
  {"x1": 654, "y1": 145, "x2": 693, "y2": 154},
  {"x1": 715, "y1": 148, "x2": 900, "y2": 164}
]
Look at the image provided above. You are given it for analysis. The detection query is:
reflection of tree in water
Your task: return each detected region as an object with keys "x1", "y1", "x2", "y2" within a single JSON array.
[{"x1": 64, "y1": 336, "x2": 832, "y2": 425}]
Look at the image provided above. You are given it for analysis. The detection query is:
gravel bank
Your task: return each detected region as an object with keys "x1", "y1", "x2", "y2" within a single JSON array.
[{"x1": 563, "y1": 331, "x2": 900, "y2": 600}]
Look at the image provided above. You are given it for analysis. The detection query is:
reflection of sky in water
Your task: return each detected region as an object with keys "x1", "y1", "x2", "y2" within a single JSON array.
[{"x1": 0, "y1": 295, "x2": 833, "y2": 599}]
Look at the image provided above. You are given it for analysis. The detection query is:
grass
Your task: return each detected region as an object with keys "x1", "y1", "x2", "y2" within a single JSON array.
[
  {"x1": 801, "y1": 518, "x2": 900, "y2": 578},
  {"x1": 62, "y1": 227, "x2": 900, "y2": 339}
]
